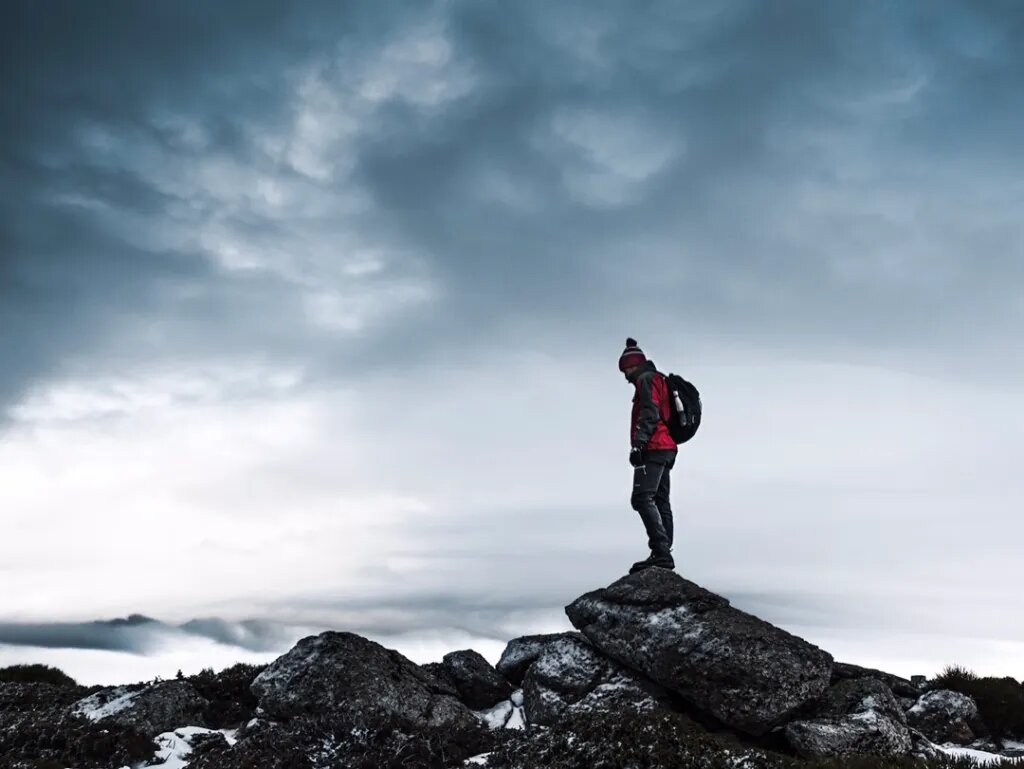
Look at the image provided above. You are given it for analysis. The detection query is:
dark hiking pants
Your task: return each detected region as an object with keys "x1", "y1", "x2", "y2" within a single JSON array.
[{"x1": 631, "y1": 449, "x2": 676, "y2": 556}]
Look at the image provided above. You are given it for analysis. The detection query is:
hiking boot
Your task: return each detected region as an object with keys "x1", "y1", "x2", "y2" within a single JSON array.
[
  {"x1": 629, "y1": 554, "x2": 656, "y2": 574},
  {"x1": 649, "y1": 553, "x2": 675, "y2": 570}
]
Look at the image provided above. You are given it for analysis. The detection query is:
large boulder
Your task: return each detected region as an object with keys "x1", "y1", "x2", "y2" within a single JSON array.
[
  {"x1": 832, "y1": 661, "x2": 921, "y2": 698},
  {"x1": 565, "y1": 569, "x2": 833, "y2": 736},
  {"x1": 70, "y1": 681, "x2": 208, "y2": 738},
  {"x1": 521, "y1": 634, "x2": 669, "y2": 726},
  {"x1": 430, "y1": 649, "x2": 513, "y2": 710},
  {"x1": 496, "y1": 632, "x2": 581, "y2": 685},
  {"x1": 421, "y1": 661, "x2": 457, "y2": 691},
  {"x1": 251, "y1": 631, "x2": 475, "y2": 729},
  {"x1": 785, "y1": 678, "x2": 913, "y2": 758},
  {"x1": 906, "y1": 689, "x2": 984, "y2": 744}
]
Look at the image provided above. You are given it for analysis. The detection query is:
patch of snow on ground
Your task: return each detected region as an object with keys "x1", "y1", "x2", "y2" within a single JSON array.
[
  {"x1": 506, "y1": 703, "x2": 526, "y2": 729},
  {"x1": 860, "y1": 695, "x2": 880, "y2": 711},
  {"x1": 477, "y1": 700, "x2": 513, "y2": 729},
  {"x1": 720, "y1": 747, "x2": 762, "y2": 769},
  {"x1": 850, "y1": 709, "x2": 881, "y2": 725},
  {"x1": 71, "y1": 686, "x2": 140, "y2": 721},
  {"x1": 474, "y1": 689, "x2": 526, "y2": 730},
  {"x1": 464, "y1": 753, "x2": 491, "y2": 766},
  {"x1": 940, "y1": 745, "x2": 1023, "y2": 765},
  {"x1": 144, "y1": 726, "x2": 234, "y2": 768}
]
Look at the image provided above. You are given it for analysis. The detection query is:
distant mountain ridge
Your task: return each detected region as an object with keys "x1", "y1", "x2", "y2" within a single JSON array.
[{"x1": 0, "y1": 614, "x2": 297, "y2": 654}]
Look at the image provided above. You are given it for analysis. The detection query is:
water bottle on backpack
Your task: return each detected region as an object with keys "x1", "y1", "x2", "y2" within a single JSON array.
[{"x1": 664, "y1": 373, "x2": 701, "y2": 443}]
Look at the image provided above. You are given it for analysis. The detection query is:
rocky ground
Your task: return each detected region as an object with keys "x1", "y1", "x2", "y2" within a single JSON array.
[{"x1": 1, "y1": 569, "x2": 1022, "y2": 769}]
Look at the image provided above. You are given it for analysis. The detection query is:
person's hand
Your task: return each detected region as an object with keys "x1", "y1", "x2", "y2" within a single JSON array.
[{"x1": 629, "y1": 446, "x2": 645, "y2": 467}]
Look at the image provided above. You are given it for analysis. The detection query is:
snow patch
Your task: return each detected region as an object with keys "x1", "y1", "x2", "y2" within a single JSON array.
[
  {"x1": 71, "y1": 686, "x2": 141, "y2": 721},
  {"x1": 506, "y1": 703, "x2": 526, "y2": 729},
  {"x1": 464, "y1": 753, "x2": 492, "y2": 766},
  {"x1": 939, "y1": 745, "x2": 1024, "y2": 765},
  {"x1": 474, "y1": 689, "x2": 526, "y2": 730},
  {"x1": 79, "y1": 725, "x2": 236, "y2": 769},
  {"x1": 148, "y1": 726, "x2": 214, "y2": 768},
  {"x1": 476, "y1": 700, "x2": 512, "y2": 729}
]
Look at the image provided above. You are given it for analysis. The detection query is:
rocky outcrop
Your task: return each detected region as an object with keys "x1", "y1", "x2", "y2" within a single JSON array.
[
  {"x1": 521, "y1": 634, "x2": 668, "y2": 726},
  {"x1": 906, "y1": 689, "x2": 984, "y2": 744},
  {"x1": 70, "y1": 680, "x2": 207, "y2": 738},
  {"x1": 565, "y1": 569, "x2": 834, "y2": 736},
  {"x1": 6, "y1": 575, "x2": 1021, "y2": 768},
  {"x1": 250, "y1": 631, "x2": 475, "y2": 729},
  {"x1": 784, "y1": 677, "x2": 912, "y2": 757},
  {"x1": 1, "y1": 681, "x2": 155, "y2": 768},
  {"x1": 496, "y1": 632, "x2": 581, "y2": 685},
  {"x1": 429, "y1": 649, "x2": 513, "y2": 710}
]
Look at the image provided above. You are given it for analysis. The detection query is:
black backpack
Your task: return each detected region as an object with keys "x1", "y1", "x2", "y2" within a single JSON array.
[{"x1": 663, "y1": 373, "x2": 702, "y2": 444}]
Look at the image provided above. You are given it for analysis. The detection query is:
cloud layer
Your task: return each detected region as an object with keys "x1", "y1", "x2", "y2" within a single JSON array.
[
  {"x1": 2, "y1": 0, "x2": 1023, "y2": 683},
  {"x1": 4, "y1": 0, "x2": 1024, "y2": 410}
]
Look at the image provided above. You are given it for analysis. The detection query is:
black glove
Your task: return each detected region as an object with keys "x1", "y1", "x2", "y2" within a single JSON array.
[{"x1": 629, "y1": 446, "x2": 645, "y2": 467}]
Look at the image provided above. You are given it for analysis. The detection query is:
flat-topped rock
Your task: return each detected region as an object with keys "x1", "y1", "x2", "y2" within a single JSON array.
[{"x1": 565, "y1": 569, "x2": 834, "y2": 736}]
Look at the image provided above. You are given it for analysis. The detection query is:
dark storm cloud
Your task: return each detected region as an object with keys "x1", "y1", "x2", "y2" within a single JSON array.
[
  {"x1": 2, "y1": 1, "x2": 358, "y2": 409},
  {"x1": 3, "y1": 0, "x2": 1024, "y2": 416},
  {"x1": 359, "y1": 0, "x2": 1024, "y2": 357}
]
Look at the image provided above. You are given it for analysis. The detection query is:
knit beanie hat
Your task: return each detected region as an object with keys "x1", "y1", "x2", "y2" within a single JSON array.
[{"x1": 618, "y1": 337, "x2": 647, "y2": 372}]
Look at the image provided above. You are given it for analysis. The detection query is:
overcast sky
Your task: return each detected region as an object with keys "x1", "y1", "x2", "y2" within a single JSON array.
[{"x1": 2, "y1": 0, "x2": 1022, "y2": 686}]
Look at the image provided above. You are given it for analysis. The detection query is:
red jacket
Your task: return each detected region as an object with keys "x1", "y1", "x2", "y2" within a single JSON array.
[{"x1": 629, "y1": 361, "x2": 677, "y2": 452}]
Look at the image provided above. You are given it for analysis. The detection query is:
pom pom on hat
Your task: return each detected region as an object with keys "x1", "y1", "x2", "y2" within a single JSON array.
[{"x1": 618, "y1": 337, "x2": 647, "y2": 372}]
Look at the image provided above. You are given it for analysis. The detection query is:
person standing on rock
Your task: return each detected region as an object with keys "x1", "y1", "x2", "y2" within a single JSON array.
[{"x1": 619, "y1": 338, "x2": 677, "y2": 573}]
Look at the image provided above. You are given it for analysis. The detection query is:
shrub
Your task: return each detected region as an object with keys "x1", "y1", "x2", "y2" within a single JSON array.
[
  {"x1": 188, "y1": 708, "x2": 493, "y2": 769},
  {"x1": 484, "y1": 708, "x2": 1022, "y2": 769},
  {"x1": 187, "y1": 663, "x2": 267, "y2": 729},
  {"x1": 931, "y1": 666, "x2": 1024, "y2": 740},
  {"x1": 933, "y1": 665, "x2": 980, "y2": 690},
  {"x1": 487, "y1": 708, "x2": 786, "y2": 769},
  {"x1": 0, "y1": 681, "x2": 154, "y2": 769},
  {"x1": 0, "y1": 664, "x2": 78, "y2": 687}
]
